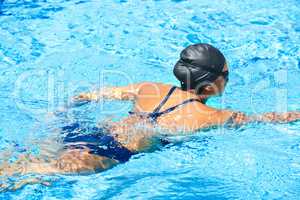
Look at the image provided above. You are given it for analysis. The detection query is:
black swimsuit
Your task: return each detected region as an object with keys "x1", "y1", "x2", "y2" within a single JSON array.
[
  {"x1": 62, "y1": 123, "x2": 135, "y2": 163},
  {"x1": 62, "y1": 86, "x2": 203, "y2": 163}
]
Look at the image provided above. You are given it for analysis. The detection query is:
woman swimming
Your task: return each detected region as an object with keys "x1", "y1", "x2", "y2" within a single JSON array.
[{"x1": 1, "y1": 43, "x2": 300, "y2": 181}]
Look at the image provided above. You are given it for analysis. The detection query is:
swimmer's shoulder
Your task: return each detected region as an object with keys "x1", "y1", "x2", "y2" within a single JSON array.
[
  {"x1": 136, "y1": 82, "x2": 200, "y2": 100},
  {"x1": 135, "y1": 82, "x2": 174, "y2": 93},
  {"x1": 136, "y1": 82, "x2": 172, "y2": 88}
]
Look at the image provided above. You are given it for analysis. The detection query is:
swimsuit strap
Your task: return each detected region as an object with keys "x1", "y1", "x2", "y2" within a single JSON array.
[
  {"x1": 150, "y1": 98, "x2": 202, "y2": 121},
  {"x1": 129, "y1": 86, "x2": 203, "y2": 122},
  {"x1": 152, "y1": 86, "x2": 177, "y2": 113}
]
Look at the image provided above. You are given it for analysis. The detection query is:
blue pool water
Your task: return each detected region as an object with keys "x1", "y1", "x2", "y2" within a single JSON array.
[{"x1": 1, "y1": 0, "x2": 300, "y2": 199}]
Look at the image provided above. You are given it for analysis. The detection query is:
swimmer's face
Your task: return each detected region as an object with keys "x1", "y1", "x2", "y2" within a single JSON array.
[{"x1": 200, "y1": 63, "x2": 229, "y2": 96}]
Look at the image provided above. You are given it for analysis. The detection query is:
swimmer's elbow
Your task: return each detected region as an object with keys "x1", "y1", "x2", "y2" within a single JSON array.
[{"x1": 220, "y1": 110, "x2": 251, "y2": 127}]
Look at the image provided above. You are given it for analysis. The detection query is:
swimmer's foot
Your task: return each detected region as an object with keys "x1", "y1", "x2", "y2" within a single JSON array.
[
  {"x1": 11, "y1": 177, "x2": 51, "y2": 191},
  {"x1": 0, "y1": 177, "x2": 52, "y2": 192}
]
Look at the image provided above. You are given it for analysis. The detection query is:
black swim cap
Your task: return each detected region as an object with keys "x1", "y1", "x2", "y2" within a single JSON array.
[{"x1": 173, "y1": 43, "x2": 226, "y2": 92}]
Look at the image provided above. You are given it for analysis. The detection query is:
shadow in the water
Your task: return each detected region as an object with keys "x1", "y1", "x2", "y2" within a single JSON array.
[{"x1": 0, "y1": 0, "x2": 4, "y2": 15}]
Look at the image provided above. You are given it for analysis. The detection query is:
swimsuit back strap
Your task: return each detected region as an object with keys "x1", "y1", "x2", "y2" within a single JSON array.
[
  {"x1": 152, "y1": 86, "x2": 177, "y2": 114},
  {"x1": 151, "y1": 98, "x2": 202, "y2": 120}
]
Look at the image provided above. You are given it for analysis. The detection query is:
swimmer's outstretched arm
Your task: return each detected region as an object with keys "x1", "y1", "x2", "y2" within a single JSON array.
[
  {"x1": 217, "y1": 110, "x2": 300, "y2": 126},
  {"x1": 73, "y1": 82, "x2": 147, "y2": 102}
]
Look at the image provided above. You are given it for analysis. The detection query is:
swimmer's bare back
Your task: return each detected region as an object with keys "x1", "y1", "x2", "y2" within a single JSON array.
[{"x1": 78, "y1": 83, "x2": 230, "y2": 132}]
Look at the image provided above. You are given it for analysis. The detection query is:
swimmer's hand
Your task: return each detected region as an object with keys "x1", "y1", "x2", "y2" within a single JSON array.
[
  {"x1": 72, "y1": 87, "x2": 128, "y2": 102},
  {"x1": 223, "y1": 111, "x2": 300, "y2": 127}
]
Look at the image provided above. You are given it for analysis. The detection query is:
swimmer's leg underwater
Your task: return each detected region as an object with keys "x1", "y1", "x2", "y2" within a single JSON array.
[
  {"x1": 0, "y1": 139, "x2": 118, "y2": 191},
  {"x1": 0, "y1": 149, "x2": 117, "y2": 177}
]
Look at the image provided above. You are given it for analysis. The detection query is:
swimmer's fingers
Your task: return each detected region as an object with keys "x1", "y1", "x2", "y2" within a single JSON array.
[
  {"x1": 73, "y1": 93, "x2": 91, "y2": 101},
  {"x1": 73, "y1": 93, "x2": 99, "y2": 102},
  {"x1": 70, "y1": 93, "x2": 98, "y2": 107}
]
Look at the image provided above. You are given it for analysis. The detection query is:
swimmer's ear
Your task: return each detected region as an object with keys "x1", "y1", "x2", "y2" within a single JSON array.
[
  {"x1": 200, "y1": 84, "x2": 221, "y2": 96},
  {"x1": 202, "y1": 85, "x2": 214, "y2": 92}
]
